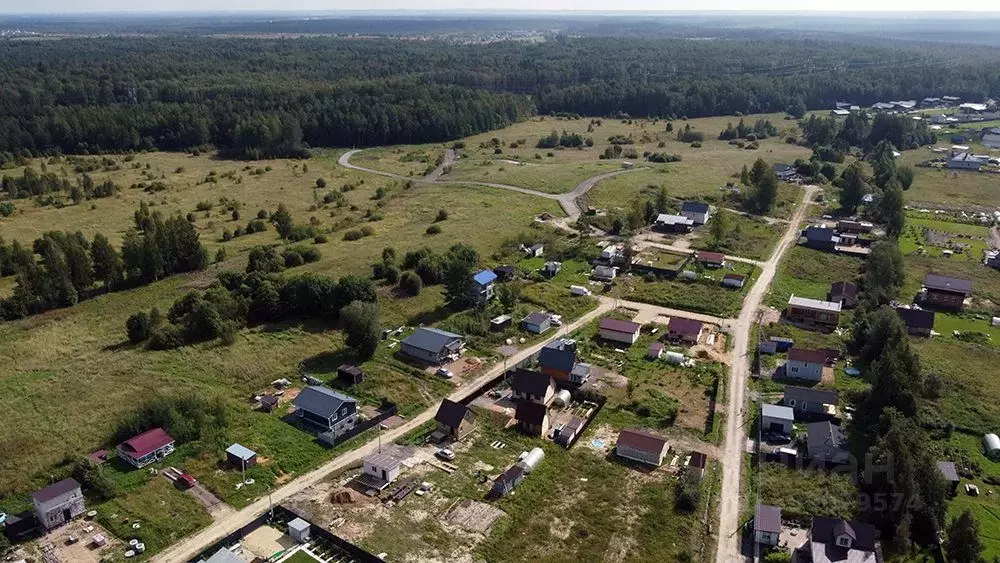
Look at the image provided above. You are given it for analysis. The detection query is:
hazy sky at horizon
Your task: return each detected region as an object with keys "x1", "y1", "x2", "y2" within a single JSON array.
[{"x1": 1, "y1": 0, "x2": 998, "y2": 15}]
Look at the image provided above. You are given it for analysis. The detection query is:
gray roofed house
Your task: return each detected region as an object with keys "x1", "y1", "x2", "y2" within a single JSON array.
[
  {"x1": 225, "y1": 443, "x2": 257, "y2": 468},
  {"x1": 362, "y1": 453, "x2": 402, "y2": 488},
  {"x1": 783, "y1": 385, "x2": 838, "y2": 418},
  {"x1": 680, "y1": 201, "x2": 711, "y2": 224},
  {"x1": 205, "y1": 547, "x2": 246, "y2": 563},
  {"x1": 807, "y1": 421, "x2": 850, "y2": 465},
  {"x1": 522, "y1": 311, "x2": 554, "y2": 334},
  {"x1": 400, "y1": 327, "x2": 464, "y2": 364},
  {"x1": 801, "y1": 226, "x2": 840, "y2": 251},
  {"x1": 795, "y1": 516, "x2": 880, "y2": 563},
  {"x1": 592, "y1": 265, "x2": 617, "y2": 282},
  {"x1": 33, "y1": 478, "x2": 85, "y2": 530},
  {"x1": 937, "y1": 460, "x2": 960, "y2": 496},
  {"x1": 292, "y1": 386, "x2": 358, "y2": 438},
  {"x1": 922, "y1": 273, "x2": 973, "y2": 310},
  {"x1": 754, "y1": 504, "x2": 782, "y2": 546}
]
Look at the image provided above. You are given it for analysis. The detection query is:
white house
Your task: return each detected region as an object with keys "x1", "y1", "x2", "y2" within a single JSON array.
[
  {"x1": 948, "y1": 152, "x2": 988, "y2": 171},
  {"x1": 785, "y1": 348, "x2": 826, "y2": 381},
  {"x1": 761, "y1": 404, "x2": 794, "y2": 435},
  {"x1": 363, "y1": 453, "x2": 402, "y2": 489},
  {"x1": 599, "y1": 318, "x2": 641, "y2": 345},
  {"x1": 680, "y1": 202, "x2": 711, "y2": 225},
  {"x1": 615, "y1": 428, "x2": 670, "y2": 467}
]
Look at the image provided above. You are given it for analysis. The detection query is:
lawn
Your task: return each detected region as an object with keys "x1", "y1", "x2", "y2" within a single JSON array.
[
  {"x1": 689, "y1": 211, "x2": 786, "y2": 261},
  {"x1": 765, "y1": 245, "x2": 865, "y2": 309},
  {"x1": 903, "y1": 252, "x2": 1000, "y2": 311},
  {"x1": 624, "y1": 264, "x2": 760, "y2": 318}
]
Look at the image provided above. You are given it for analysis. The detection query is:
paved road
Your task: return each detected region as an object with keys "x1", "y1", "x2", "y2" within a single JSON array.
[
  {"x1": 151, "y1": 299, "x2": 614, "y2": 563},
  {"x1": 337, "y1": 149, "x2": 643, "y2": 218},
  {"x1": 713, "y1": 186, "x2": 816, "y2": 563}
]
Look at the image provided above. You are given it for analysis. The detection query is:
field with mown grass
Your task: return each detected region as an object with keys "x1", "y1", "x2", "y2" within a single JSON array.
[
  {"x1": 896, "y1": 146, "x2": 1000, "y2": 210},
  {"x1": 688, "y1": 211, "x2": 785, "y2": 261}
]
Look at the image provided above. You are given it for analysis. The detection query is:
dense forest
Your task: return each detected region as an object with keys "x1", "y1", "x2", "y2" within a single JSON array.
[{"x1": 0, "y1": 36, "x2": 998, "y2": 160}]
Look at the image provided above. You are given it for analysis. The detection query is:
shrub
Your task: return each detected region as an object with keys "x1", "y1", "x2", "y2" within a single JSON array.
[
  {"x1": 316, "y1": 178, "x2": 327, "y2": 189},
  {"x1": 256, "y1": 209, "x2": 268, "y2": 220},
  {"x1": 344, "y1": 230, "x2": 364, "y2": 241},
  {"x1": 222, "y1": 229, "x2": 233, "y2": 242},
  {"x1": 186, "y1": 212, "x2": 197, "y2": 223},
  {"x1": 215, "y1": 248, "x2": 227, "y2": 263},
  {"x1": 195, "y1": 201, "x2": 213, "y2": 212},
  {"x1": 426, "y1": 224, "x2": 442, "y2": 235},
  {"x1": 245, "y1": 219, "x2": 267, "y2": 234},
  {"x1": 283, "y1": 250, "x2": 305, "y2": 268},
  {"x1": 231, "y1": 209, "x2": 240, "y2": 221},
  {"x1": 384, "y1": 265, "x2": 401, "y2": 284},
  {"x1": 399, "y1": 271, "x2": 423, "y2": 296},
  {"x1": 435, "y1": 209, "x2": 449, "y2": 222},
  {"x1": 360, "y1": 225, "x2": 375, "y2": 237},
  {"x1": 126, "y1": 311, "x2": 152, "y2": 344},
  {"x1": 246, "y1": 245, "x2": 284, "y2": 274},
  {"x1": 314, "y1": 234, "x2": 328, "y2": 244}
]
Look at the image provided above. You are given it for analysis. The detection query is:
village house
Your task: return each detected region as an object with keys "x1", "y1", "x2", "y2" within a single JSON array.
[
  {"x1": 521, "y1": 311, "x2": 553, "y2": 334},
  {"x1": 591, "y1": 265, "x2": 617, "y2": 282},
  {"x1": 794, "y1": 516, "x2": 881, "y2": 563},
  {"x1": 801, "y1": 226, "x2": 840, "y2": 251},
  {"x1": 807, "y1": 421, "x2": 850, "y2": 465},
  {"x1": 599, "y1": 318, "x2": 642, "y2": 345},
  {"x1": 400, "y1": 327, "x2": 465, "y2": 364},
  {"x1": 510, "y1": 368, "x2": 556, "y2": 405},
  {"x1": 292, "y1": 386, "x2": 358, "y2": 438},
  {"x1": 117, "y1": 427, "x2": 176, "y2": 469},
  {"x1": 783, "y1": 386, "x2": 838, "y2": 419},
  {"x1": 829, "y1": 281, "x2": 858, "y2": 308},
  {"x1": 615, "y1": 428, "x2": 670, "y2": 467},
  {"x1": 722, "y1": 273, "x2": 746, "y2": 289},
  {"x1": 894, "y1": 306, "x2": 935, "y2": 337},
  {"x1": 784, "y1": 348, "x2": 827, "y2": 381},
  {"x1": 680, "y1": 201, "x2": 711, "y2": 225},
  {"x1": 947, "y1": 152, "x2": 988, "y2": 171},
  {"x1": 514, "y1": 401, "x2": 550, "y2": 436},
  {"x1": 786, "y1": 295, "x2": 841, "y2": 331},
  {"x1": 654, "y1": 213, "x2": 694, "y2": 233},
  {"x1": 554, "y1": 416, "x2": 586, "y2": 447},
  {"x1": 469, "y1": 269, "x2": 497, "y2": 305},
  {"x1": 667, "y1": 317, "x2": 704, "y2": 345},
  {"x1": 695, "y1": 251, "x2": 726, "y2": 268},
  {"x1": 433, "y1": 398, "x2": 477, "y2": 442},
  {"x1": 921, "y1": 273, "x2": 972, "y2": 310},
  {"x1": 33, "y1": 478, "x2": 85, "y2": 531},
  {"x1": 754, "y1": 504, "x2": 782, "y2": 546},
  {"x1": 537, "y1": 338, "x2": 576, "y2": 379},
  {"x1": 761, "y1": 404, "x2": 794, "y2": 436},
  {"x1": 362, "y1": 453, "x2": 402, "y2": 490},
  {"x1": 772, "y1": 163, "x2": 797, "y2": 181}
]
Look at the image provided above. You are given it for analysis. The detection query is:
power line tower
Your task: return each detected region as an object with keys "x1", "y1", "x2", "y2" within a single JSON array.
[{"x1": 126, "y1": 77, "x2": 138, "y2": 106}]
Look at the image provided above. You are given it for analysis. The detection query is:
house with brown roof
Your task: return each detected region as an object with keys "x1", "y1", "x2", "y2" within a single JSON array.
[
  {"x1": 794, "y1": 516, "x2": 881, "y2": 563},
  {"x1": 754, "y1": 504, "x2": 782, "y2": 546},
  {"x1": 33, "y1": 478, "x2": 85, "y2": 531},
  {"x1": 615, "y1": 428, "x2": 670, "y2": 467},
  {"x1": 921, "y1": 273, "x2": 972, "y2": 310},
  {"x1": 785, "y1": 348, "x2": 826, "y2": 381},
  {"x1": 667, "y1": 317, "x2": 703, "y2": 345},
  {"x1": 894, "y1": 306, "x2": 935, "y2": 337},
  {"x1": 829, "y1": 281, "x2": 858, "y2": 308},
  {"x1": 515, "y1": 401, "x2": 550, "y2": 437},
  {"x1": 786, "y1": 295, "x2": 841, "y2": 331},
  {"x1": 599, "y1": 318, "x2": 641, "y2": 345},
  {"x1": 117, "y1": 427, "x2": 176, "y2": 469},
  {"x1": 510, "y1": 369, "x2": 556, "y2": 405},
  {"x1": 434, "y1": 399, "x2": 477, "y2": 441},
  {"x1": 695, "y1": 251, "x2": 726, "y2": 268}
]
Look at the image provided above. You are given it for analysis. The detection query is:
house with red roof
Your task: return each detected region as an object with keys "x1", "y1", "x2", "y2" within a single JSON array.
[
  {"x1": 695, "y1": 251, "x2": 726, "y2": 268},
  {"x1": 599, "y1": 318, "x2": 641, "y2": 345},
  {"x1": 785, "y1": 348, "x2": 827, "y2": 381},
  {"x1": 667, "y1": 317, "x2": 704, "y2": 345},
  {"x1": 117, "y1": 427, "x2": 176, "y2": 468}
]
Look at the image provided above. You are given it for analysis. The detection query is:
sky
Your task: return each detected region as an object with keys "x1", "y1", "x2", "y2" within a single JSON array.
[{"x1": 0, "y1": 0, "x2": 998, "y2": 14}]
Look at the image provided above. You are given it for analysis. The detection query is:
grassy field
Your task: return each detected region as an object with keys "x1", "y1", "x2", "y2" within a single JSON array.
[
  {"x1": 445, "y1": 159, "x2": 619, "y2": 194},
  {"x1": 688, "y1": 211, "x2": 786, "y2": 260},
  {"x1": 903, "y1": 250, "x2": 1000, "y2": 309},
  {"x1": 351, "y1": 145, "x2": 446, "y2": 177},
  {"x1": 756, "y1": 462, "x2": 859, "y2": 526},
  {"x1": 897, "y1": 146, "x2": 1000, "y2": 210},
  {"x1": 765, "y1": 245, "x2": 865, "y2": 309},
  {"x1": 625, "y1": 263, "x2": 760, "y2": 317},
  {"x1": 914, "y1": 338, "x2": 1000, "y2": 434},
  {"x1": 900, "y1": 215, "x2": 991, "y2": 258}
]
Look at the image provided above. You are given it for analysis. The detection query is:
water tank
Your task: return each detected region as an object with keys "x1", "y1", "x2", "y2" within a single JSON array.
[
  {"x1": 985, "y1": 434, "x2": 1000, "y2": 460},
  {"x1": 665, "y1": 351, "x2": 685, "y2": 365},
  {"x1": 517, "y1": 447, "x2": 545, "y2": 473},
  {"x1": 553, "y1": 389, "x2": 572, "y2": 408}
]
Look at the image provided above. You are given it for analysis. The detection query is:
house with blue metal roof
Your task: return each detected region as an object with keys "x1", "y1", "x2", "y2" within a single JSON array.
[
  {"x1": 400, "y1": 327, "x2": 465, "y2": 364},
  {"x1": 800, "y1": 226, "x2": 840, "y2": 251},
  {"x1": 470, "y1": 269, "x2": 497, "y2": 305},
  {"x1": 292, "y1": 386, "x2": 358, "y2": 437}
]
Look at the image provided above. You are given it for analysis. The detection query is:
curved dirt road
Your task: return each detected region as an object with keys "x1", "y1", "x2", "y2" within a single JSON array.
[
  {"x1": 337, "y1": 149, "x2": 644, "y2": 218},
  {"x1": 714, "y1": 185, "x2": 816, "y2": 563}
]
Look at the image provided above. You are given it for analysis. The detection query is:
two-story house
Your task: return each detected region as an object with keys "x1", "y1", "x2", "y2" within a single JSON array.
[
  {"x1": 510, "y1": 369, "x2": 556, "y2": 405},
  {"x1": 292, "y1": 386, "x2": 358, "y2": 439},
  {"x1": 33, "y1": 478, "x2": 85, "y2": 531},
  {"x1": 785, "y1": 348, "x2": 826, "y2": 381},
  {"x1": 469, "y1": 269, "x2": 497, "y2": 305}
]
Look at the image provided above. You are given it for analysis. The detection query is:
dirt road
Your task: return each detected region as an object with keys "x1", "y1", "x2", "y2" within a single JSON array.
[
  {"x1": 151, "y1": 299, "x2": 613, "y2": 563},
  {"x1": 713, "y1": 186, "x2": 816, "y2": 563},
  {"x1": 633, "y1": 237, "x2": 761, "y2": 266},
  {"x1": 337, "y1": 149, "x2": 643, "y2": 218}
]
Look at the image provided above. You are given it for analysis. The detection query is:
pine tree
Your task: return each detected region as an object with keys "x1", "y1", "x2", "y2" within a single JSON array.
[
  {"x1": 945, "y1": 509, "x2": 984, "y2": 563},
  {"x1": 740, "y1": 164, "x2": 750, "y2": 186}
]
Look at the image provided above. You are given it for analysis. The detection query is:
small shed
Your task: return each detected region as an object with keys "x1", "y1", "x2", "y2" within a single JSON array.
[
  {"x1": 647, "y1": 342, "x2": 664, "y2": 360},
  {"x1": 490, "y1": 314, "x2": 512, "y2": 332},
  {"x1": 761, "y1": 404, "x2": 794, "y2": 435},
  {"x1": 985, "y1": 434, "x2": 1000, "y2": 460},
  {"x1": 769, "y1": 336, "x2": 794, "y2": 351},
  {"x1": 337, "y1": 364, "x2": 364, "y2": 385},
  {"x1": 226, "y1": 443, "x2": 257, "y2": 469},
  {"x1": 363, "y1": 453, "x2": 402, "y2": 488},
  {"x1": 754, "y1": 504, "x2": 782, "y2": 546},
  {"x1": 522, "y1": 311, "x2": 553, "y2": 335},
  {"x1": 542, "y1": 261, "x2": 562, "y2": 277},
  {"x1": 259, "y1": 395, "x2": 279, "y2": 413},
  {"x1": 937, "y1": 461, "x2": 960, "y2": 496},
  {"x1": 288, "y1": 517, "x2": 311, "y2": 543}
]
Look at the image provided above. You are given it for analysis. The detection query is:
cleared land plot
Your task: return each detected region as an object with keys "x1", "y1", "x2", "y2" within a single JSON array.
[
  {"x1": 914, "y1": 338, "x2": 1000, "y2": 434},
  {"x1": 898, "y1": 147, "x2": 1000, "y2": 210},
  {"x1": 755, "y1": 461, "x2": 858, "y2": 526},
  {"x1": 625, "y1": 263, "x2": 760, "y2": 318},
  {"x1": 903, "y1": 251, "x2": 1000, "y2": 309},
  {"x1": 931, "y1": 431, "x2": 1000, "y2": 560},
  {"x1": 688, "y1": 212, "x2": 785, "y2": 261},
  {"x1": 765, "y1": 245, "x2": 865, "y2": 309},
  {"x1": 900, "y1": 215, "x2": 990, "y2": 258},
  {"x1": 445, "y1": 159, "x2": 619, "y2": 194}
]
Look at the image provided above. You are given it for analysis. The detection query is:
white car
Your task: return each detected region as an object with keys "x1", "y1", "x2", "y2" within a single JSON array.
[
  {"x1": 0, "y1": 512, "x2": 6, "y2": 525},
  {"x1": 436, "y1": 367, "x2": 454, "y2": 379},
  {"x1": 436, "y1": 448, "x2": 455, "y2": 461}
]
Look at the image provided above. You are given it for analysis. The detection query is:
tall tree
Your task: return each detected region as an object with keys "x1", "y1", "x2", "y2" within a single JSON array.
[
  {"x1": 753, "y1": 169, "x2": 779, "y2": 213},
  {"x1": 839, "y1": 161, "x2": 868, "y2": 214},
  {"x1": 945, "y1": 509, "x2": 984, "y2": 563},
  {"x1": 710, "y1": 211, "x2": 730, "y2": 248},
  {"x1": 91, "y1": 233, "x2": 124, "y2": 289},
  {"x1": 340, "y1": 300, "x2": 380, "y2": 360},
  {"x1": 271, "y1": 204, "x2": 294, "y2": 240},
  {"x1": 878, "y1": 182, "x2": 906, "y2": 238},
  {"x1": 863, "y1": 240, "x2": 905, "y2": 306}
]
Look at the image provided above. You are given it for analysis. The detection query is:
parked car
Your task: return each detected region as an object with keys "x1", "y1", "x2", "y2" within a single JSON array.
[
  {"x1": 0, "y1": 512, "x2": 6, "y2": 525},
  {"x1": 176, "y1": 473, "x2": 197, "y2": 490},
  {"x1": 436, "y1": 448, "x2": 455, "y2": 461},
  {"x1": 436, "y1": 367, "x2": 454, "y2": 379},
  {"x1": 763, "y1": 431, "x2": 791, "y2": 444}
]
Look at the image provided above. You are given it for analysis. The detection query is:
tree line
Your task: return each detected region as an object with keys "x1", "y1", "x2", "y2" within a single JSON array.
[
  {"x1": 0, "y1": 202, "x2": 208, "y2": 320},
  {"x1": 0, "y1": 36, "x2": 997, "y2": 160}
]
